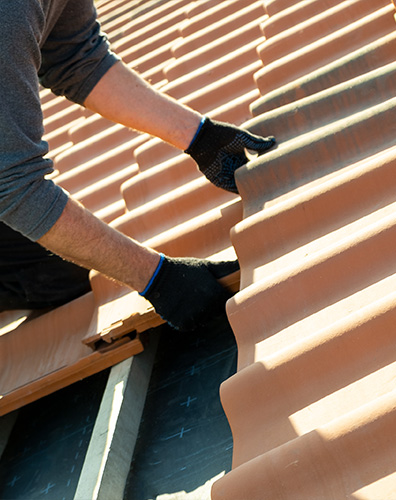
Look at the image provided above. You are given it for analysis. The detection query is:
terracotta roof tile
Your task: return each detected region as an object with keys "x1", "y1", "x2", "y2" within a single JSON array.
[
  {"x1": 261, "y1": 0, "x2": 390, "y2": 61},
  {"x1": 172, "y1": 1, "x2": 265, "y2": 58},
  {"x1": 103, "y1": 0, "x2": 188, "y2": 42},
  {"x1": 262, "y1": 0, "x2": 346, "y2": 38},
  {"x1": 255, "y1": 4, "x2": 396, "y2": 95},
  {"x1": 251, "y1": 31, "x2": 396, "y2": 114},
  {"x1": 164, "y1": 17, "x2": 264, "y2": 80},
  {"x1": 181, "y1": 0, "x2": 254, "y2": 37}
]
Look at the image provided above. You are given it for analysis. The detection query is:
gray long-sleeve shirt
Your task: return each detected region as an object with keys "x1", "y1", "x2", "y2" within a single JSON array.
[{"x1": 0, "y1": 0, "x2": 119, "y2": 241}]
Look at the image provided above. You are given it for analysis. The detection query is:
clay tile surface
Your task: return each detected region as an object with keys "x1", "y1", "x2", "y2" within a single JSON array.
[
  {"x1": 2, "y1": 1, "x2": 396, "y2": 498},
  {"x1": 211, "y1": 1, "x2": 396, "y2": 499}
]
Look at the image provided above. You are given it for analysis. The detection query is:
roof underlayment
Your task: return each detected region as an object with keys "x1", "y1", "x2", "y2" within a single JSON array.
[{"x1": 2, "y1": 0, "x2": 396, "y2": 498}]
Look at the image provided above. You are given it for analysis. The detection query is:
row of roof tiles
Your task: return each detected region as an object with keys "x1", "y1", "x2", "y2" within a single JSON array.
[{"x1": 213, "y1": 0, "x2": 396, "y2": 498}]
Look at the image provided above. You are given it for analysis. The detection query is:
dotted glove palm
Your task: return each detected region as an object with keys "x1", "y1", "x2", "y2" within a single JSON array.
[
  {"x1": 185, "y1": 117, "x2": 276, "y2": 193},
  {"x1": 140, "y1": 254, "x2": 239, "y2": 331}
]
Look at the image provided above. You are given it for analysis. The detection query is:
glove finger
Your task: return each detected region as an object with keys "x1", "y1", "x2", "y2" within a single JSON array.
[{"x1": 240, "y1": 130, "x2": 276, "y2": 154}]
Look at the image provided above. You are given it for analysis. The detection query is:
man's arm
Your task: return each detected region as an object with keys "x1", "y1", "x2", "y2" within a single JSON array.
[
  {"x1": 84, "y1": 60, "x2": 202, "y2": 150},
  {"x1": 38, "y1": 62, "x2": 205, "y2": 292},
  {"x1": 83, "y1": 61, "x2": 276, "y2": 193},
  {"x1": 37, "y1": 197, "x2": 238, "y2": 331},
  {"x1": 38, "y1": 197, "x2": 160, "y2": 293},
  {"x1": 37, "y1": 61, "x2": 274, "y2": 300}
]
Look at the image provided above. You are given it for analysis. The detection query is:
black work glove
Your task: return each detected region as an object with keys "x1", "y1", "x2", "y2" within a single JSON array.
[
  {"x1": 185, "y1": 117, "x2": 276, "y2": 193},
  {"x1": 140, "y1": 254, "x2": 239, "y2": 331}
]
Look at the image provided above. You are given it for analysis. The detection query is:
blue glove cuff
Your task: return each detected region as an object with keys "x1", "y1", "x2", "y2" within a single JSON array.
[
  {"x1": 186, "y1": 116, "x2": 207, "y2": 150},
  {"x1": 139, "y1": 253, "x2": 165, "y2": 296}
]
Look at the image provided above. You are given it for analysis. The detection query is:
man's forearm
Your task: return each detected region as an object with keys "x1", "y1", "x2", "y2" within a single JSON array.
[
  {"x1": 84, "y1": 61, "x2": 201, "y2": 150},
  {"x1": 38, "y1": 198, "x2": 160, "y2": 293}
]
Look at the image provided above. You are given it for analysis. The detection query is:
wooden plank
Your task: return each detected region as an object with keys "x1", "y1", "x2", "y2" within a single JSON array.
[{"x1": 74, "y1": 331, "x2": 159, "y2": 500}]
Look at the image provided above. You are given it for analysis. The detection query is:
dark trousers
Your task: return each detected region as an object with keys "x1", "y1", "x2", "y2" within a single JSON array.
[{"x1": 0, "y1": 222, "x2": 90, "y2": 311}]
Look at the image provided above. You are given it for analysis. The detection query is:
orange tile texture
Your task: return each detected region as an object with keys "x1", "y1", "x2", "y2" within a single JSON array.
[
  {"x1": 2, "y1": 1, "x2": 396, "y2": 498},
  {"x1": 212, "y1": 0, "x2": 396, "y2": 499}
]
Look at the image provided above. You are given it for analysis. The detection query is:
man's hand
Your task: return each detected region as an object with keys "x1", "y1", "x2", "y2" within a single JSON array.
[
  {"x1": 185, "y1": 117, "x2": 276, "y2": 193},
  {"x1": 140, "y1": 255, "x2": 240, "y2": 331}
]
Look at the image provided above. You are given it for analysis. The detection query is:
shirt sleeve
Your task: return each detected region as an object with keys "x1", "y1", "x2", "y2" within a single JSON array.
[
  {"x1": 39, "y1": 0, "x2": 120, "y2": 105},
  {"x1": 0, "y1": 0, "x2": 69, "y2": 241},
  {"x1": 0, "y1": 0, "x2": 120, "y2": 241}
]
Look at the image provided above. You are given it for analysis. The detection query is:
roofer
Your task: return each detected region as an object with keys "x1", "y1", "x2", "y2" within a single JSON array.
[{"x1": 0, "y1": 0, "x2": 275, "y2": 330}]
